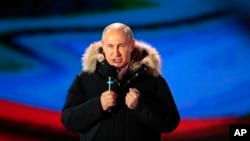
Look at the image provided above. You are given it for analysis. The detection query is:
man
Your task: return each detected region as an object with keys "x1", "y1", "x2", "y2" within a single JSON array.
[{"x1": 61, "y1": 23, "x2": 180, "y2": 141}]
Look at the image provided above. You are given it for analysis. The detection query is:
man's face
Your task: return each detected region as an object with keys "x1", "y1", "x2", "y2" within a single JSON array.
[{"x1": 102, "y1": 29, "x2": 135, "y2": 69}]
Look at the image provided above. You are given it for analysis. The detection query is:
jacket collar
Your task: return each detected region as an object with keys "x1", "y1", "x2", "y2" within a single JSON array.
[{"x1": 81, "y1": 40, "x2": 162, "y2": 76}]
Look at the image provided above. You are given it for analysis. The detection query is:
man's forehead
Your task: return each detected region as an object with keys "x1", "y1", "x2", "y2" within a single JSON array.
[
  {"x1": 102, "y1": 27, "x2": 129, "y2": 41},
  {"x1": 102, "y1": 35, "x2": 127, "y2": 44}
]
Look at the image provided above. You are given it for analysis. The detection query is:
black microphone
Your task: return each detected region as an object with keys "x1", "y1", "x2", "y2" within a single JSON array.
[{"x1": 100, "y1": 60, "x2": 119, "y2": 112}]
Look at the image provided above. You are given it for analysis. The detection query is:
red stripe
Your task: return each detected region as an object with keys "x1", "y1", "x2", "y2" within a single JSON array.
[
  {"x1": 0, "y1": 99, "x2": 249, "y2": 140},
  {"x1": 0, "y1": 99, "x2": 64, "y2": 130}
]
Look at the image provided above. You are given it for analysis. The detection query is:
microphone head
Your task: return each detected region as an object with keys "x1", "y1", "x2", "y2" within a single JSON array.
[{"x1": 100, "y1": 60, "x2": 118, "y2": 79}]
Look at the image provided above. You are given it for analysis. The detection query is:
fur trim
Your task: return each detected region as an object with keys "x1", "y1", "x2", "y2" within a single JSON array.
[{"x1": 81, "y1": 40, "x2": 161, "y2": 76}]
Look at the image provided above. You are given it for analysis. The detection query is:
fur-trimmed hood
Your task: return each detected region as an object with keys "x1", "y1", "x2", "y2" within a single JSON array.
[{"x1": 81, "y1": 40, "x2": 162, "y2": 76}]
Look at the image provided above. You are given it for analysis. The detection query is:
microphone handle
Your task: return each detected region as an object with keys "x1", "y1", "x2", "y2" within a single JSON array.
[
  {"x1": 107, "y1": 77, "x2": 113, "y2": 113},
  {"x1": 107, "y1": 107, "x2": 112, "y2": 112}
]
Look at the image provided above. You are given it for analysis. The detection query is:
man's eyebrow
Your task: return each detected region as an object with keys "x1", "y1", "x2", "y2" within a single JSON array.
[{"x1": 106, "y1": 43, "x2": 113, "y2": 46}]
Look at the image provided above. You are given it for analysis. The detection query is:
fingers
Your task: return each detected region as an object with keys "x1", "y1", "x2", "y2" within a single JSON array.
[
  {"x1": 100, "y1": 90, "x2": 118, "y2": 111},
  {"x1": 101, "y1": 88, "x2": 140, "y2": 111},
  {"x1": 125, "y1": 88, "x2": 140, "y2": 110},
  {"x1": 128, "y1": 88, "x2": 140, "y2": 97}
]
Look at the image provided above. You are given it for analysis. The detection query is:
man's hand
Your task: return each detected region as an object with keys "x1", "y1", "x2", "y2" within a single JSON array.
[
  {"x1": 125, "y1": 88, "x2": 140, "y2": 110},
  {"x1": 100, "y1": 90, "x2": 118, "y2": 111}
]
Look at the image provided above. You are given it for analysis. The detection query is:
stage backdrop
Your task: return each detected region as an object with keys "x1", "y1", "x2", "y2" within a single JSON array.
[{"x1": 0, "y1": 0, "x2": 250, "y2": 140}]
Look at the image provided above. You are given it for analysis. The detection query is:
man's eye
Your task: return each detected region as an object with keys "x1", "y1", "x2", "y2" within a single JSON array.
[{"x1": 120, "y1": 45, "x2": 126, "y2": 48}]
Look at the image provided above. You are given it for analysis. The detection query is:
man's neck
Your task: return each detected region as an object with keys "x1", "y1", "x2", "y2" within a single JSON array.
[{"x1": 117, "y1": 64, "x2": 129, "y2": 81}]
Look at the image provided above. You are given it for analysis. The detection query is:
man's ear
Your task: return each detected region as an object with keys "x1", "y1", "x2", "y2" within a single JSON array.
[{"x1": 131, "y1": 39, "x2": 136, "y2": 51}]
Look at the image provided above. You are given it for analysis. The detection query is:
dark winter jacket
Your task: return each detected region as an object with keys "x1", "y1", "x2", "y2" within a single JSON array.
[{"x1": 61, "y1": 40, "x2": 180, "y2": 141}]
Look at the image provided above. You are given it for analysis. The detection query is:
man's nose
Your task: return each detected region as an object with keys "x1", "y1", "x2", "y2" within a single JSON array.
[{"x1": 114, "y1": 47, "x2": 121, "y2": 56}]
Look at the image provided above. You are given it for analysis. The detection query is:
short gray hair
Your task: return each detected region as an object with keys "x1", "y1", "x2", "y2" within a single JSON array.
[{"x1": 102, "y1": 22, "x2": 134, "y2": 40}]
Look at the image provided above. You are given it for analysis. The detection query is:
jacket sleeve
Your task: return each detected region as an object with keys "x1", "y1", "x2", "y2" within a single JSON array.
[
  {"x1": 132, "y1": 76, "x2": 180, "y2": 133},
  {"x1": 61, "y1": 74, "x2": 106, "y2": 132}
]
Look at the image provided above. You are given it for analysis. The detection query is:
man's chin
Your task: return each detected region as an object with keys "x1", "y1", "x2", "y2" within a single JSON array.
[
  {"x1": 112, "y1": 64, "x2": 125, "y2": 69},
  {"x1": 112, "y1": 64, "x2": 122, "y2": 69}
]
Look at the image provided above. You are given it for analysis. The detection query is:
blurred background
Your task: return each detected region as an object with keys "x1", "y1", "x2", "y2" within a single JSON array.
[{"x1": 0, "y1": 0, "x2": 250, "y2": 140}]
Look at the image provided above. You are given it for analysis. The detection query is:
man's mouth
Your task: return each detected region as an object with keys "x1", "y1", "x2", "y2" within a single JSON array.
[{"x1": 113, "y1": 59, "x2": 122, "y2": 63}]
